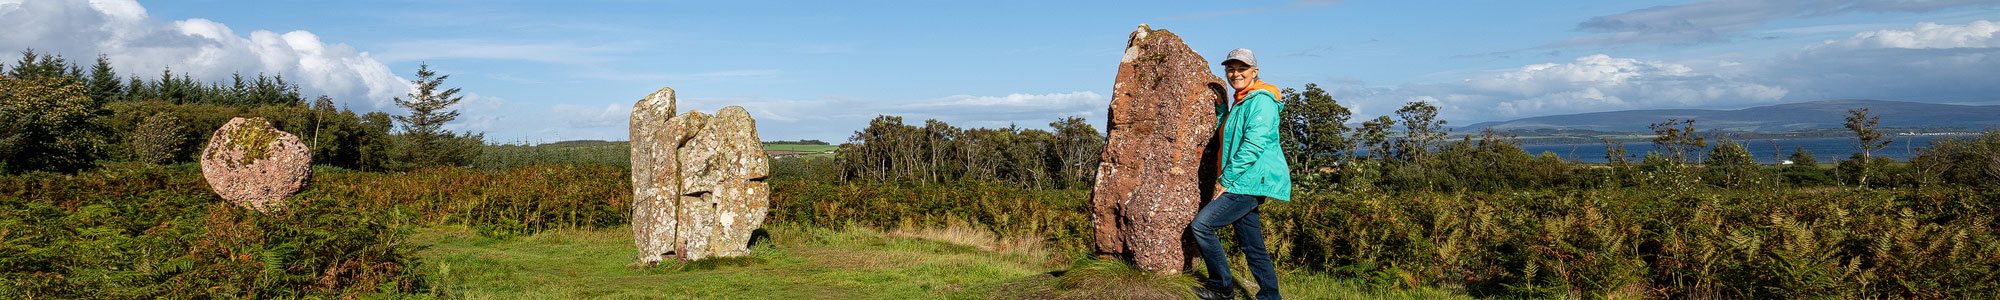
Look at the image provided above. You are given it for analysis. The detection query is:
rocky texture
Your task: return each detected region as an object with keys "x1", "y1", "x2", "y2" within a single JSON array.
[
  {"x1": 1090, "y1": 25, "x2": 1229, "y2": 272},
  {"x1": 675, "y1": 107, "x2": 770, "y2": 260},
  {"x1": 630, "y1": 87, "x2": 680, "y2": 263},
  {"x1": 630, "y1": 87, "x2": 771, "y2": 263},
  {"x1": 200, "y1": 117, "x2": 312, "y2": 212}
]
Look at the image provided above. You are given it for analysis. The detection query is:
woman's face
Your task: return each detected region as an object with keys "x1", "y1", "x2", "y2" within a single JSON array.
[{"x1": 1224, "y1": 61, "x2": 1257, "y2": 91}]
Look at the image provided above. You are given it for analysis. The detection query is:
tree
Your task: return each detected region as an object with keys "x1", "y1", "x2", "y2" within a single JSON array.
[
  {"x1": 1395, "y1": 101, "x2": 1447, "y2": 162},
  {"x1": 87, "y1": 54, "x2": 122, "y2": 103},
  {"x1": 392, "y1": 63, "x2": 481, "y2": 168},
  {"x1": 1603, "y1": 138, "x2": 1630, "y2": 165},
  {"x1": 1787, "y1": 146, "x2": 1817, "y2": 170},
  {"x1": 0, "y1": 76, "x2": 105, "y2": 173},
  {"x1": 1280, "y1": 84, "x2": 1353, "y2": 191},
  {"x1": 7, "y1": 49, "x2": 79, "y2": 83},
  {"x1": 1706, "y1": 140, "x2": 1757, "y2": 187},
  {"x1": 1358, "y1": 115, "x2": 1396, "y2": 160},
  {"x1": 1648, "y1": 119, "x2": 1706, "y2": 165},
  {"x1": 1048, "y1": 116, "x2": 1103, "y2": 189},
  {"x1": 1845, "y1": 107, "x2": 1891, "y2": 186}
]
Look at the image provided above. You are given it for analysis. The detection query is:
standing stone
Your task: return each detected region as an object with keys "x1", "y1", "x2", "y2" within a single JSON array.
[
  {"x1": 1090, "y1": 25, "x2": 1228, "y2": 272},
  {"x1": 675, "y1": 106, "x2": 769, "y2": 260},
  {"x1": 630, "y1": 87, "x2": 680, "y2": 263},
  {"x1": 200, "y1": 117, "x2": 312, "y2": 212},
  {"x1": 630, "y1": 87, "x2": 771, "y2": 263}
]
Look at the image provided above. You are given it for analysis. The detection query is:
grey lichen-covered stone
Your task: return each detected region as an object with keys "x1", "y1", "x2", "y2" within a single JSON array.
[
  {"x1": 629, "y1": 87, "x2": 679, "y2": 264},
  {"x1": 675, "y1": 107, "x2": 769, "y2": 260},
  {"x1": 1091, "y1": 25, "x2": 1228, "y2": 273},
  {"x1": 200, "y1": 117, "x2": 312, "y2": 212},
  {"x1": 629, "y1": 87, "x2": 770, "y2": 263}
]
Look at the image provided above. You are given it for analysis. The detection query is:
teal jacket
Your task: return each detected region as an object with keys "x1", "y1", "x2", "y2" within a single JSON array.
[{"x1": 1216, "y1": 89, "x2": 1292, "y2": 201}]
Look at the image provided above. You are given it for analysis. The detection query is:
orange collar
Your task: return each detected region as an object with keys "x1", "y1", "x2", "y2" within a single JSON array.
[{"x1": 1234, "y1": 80, "x2": 1281, "y2": 103}]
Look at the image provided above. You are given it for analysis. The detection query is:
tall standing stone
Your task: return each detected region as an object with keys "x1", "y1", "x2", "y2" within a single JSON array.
[
  {"x1": 675, "y1": 106, "x2": 769, "y2": 260},
  {"x1": 630, "y1": 87, "x2": 680, "y2": 263},
  {"x1": 1090, "y1": 25, "x2": 1228, "y2": 272},
  {"x1": 200, "y1": 117, "x2": 313, "y2": 212},
  {"x1": 630, "y1": 87, "x2": 771, "y2": 263}
]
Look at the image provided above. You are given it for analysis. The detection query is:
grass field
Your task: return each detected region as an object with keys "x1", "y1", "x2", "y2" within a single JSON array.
[
  {"x1": 764, "y1": 144, "x2": 838, "y2": 159},
  {"x1": 411, "y1": 224, "x2": 1469, "y2": 299}
]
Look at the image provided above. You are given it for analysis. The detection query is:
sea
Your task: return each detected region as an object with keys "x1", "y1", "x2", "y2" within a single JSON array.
[{"x1": 1519, "y1": 135, "x2": 1965, "y2": 164}]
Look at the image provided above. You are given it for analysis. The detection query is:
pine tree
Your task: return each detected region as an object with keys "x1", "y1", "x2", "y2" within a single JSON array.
[
  {"x1": 86, "y1": 54, "x2": 122, "y2": 103},
  {"x1": 392, "y1": 63, "x2": 478, "y2": 168}
]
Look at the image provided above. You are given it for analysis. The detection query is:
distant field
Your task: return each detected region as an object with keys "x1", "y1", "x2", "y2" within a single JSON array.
[
  {"x1": 766, "y1": 144, "x2": 838, "y2": 159},
  {"x1": 476, "y1": 141, "x2": 836, "y2": 170},
  {"x1": 765, "y1": 144, "x2": 839, "y2": 152}
]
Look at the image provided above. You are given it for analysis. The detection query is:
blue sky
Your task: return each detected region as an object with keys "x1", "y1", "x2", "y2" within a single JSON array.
[{"x1": 4, "y1": 0, "x2": 1997, "y2": 143}]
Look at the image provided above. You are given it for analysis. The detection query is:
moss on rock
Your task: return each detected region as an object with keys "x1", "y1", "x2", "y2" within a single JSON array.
[{"x1": 222, "y1": 117, "x2": 279, "y2": 166}]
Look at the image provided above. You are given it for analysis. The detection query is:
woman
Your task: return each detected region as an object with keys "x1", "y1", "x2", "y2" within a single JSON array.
[{"x1": 1190, "y1": 48, "x2": 1291, "y2": 300}]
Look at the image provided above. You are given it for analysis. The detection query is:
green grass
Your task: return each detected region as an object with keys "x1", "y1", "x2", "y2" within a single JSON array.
[
  {"x1": 414, "y1": 225, "x2": 1047, "y2": 299},
  {"x1": 411, "y1": 225, "x2": 1468, "y2": 299}
]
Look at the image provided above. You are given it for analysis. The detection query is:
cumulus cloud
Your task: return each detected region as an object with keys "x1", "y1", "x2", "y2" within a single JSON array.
[
  {"x1": 1770, "y1": 20, "x2": 2000, "y2": 101},
  {"x1": 1331, "y1": 54, "x2": 1786, "y2": 122},
  {"x1": 1552, "y1": 0, "x2": 1999, "y2": 47},
  {"x1": 1820, "y1": 20, "x2": 2000, "y2": 48},
  {"x1": 1338, "y1": 20, "x2": 1998, "y2": 125},
  {"x1": 677, "y1": 91, "x2": 1109, "y2": 142},
  {"x1": 0, "y1": 0, "x2": 409, "y2": 110}
]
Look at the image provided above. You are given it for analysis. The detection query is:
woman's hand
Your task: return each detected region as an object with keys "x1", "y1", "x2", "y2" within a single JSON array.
[{"x1": 1214, "y1": 184, "x2": 1227, "y2": 197}]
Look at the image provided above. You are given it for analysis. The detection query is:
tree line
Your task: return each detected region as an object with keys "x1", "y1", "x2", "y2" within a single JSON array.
[
  {"x1": 0, "y1": 49, "x2": 481, "y2": 174},
  {"x1": 828, "y1": 116, "x2": 1104, "y2": 190},
  {"x1": 813, "y1": 82, "x2": 2000, "y2": 191}
]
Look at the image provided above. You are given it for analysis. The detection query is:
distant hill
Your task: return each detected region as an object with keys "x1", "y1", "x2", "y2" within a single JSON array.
[{"x1": 1462, "y1": 100, "x2": 2000, "y2": 132}]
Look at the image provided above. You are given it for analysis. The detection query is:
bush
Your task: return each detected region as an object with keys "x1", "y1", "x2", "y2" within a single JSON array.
[
  {"x1": 0, "y1": 76, "x2": 106, "y2": 173},
  {"x1": 126, "y1": 112, "x2": 185, "y2": 164},
  {"x1": 1912, "y1": 129, "x2": 2000, "y2": 187},
  {"x1": 1257, "y1": 186, "x2": 2000, "y2": 298},
  {"x1": 0, "y1": 163, "x2": 424, "y2": 298}
]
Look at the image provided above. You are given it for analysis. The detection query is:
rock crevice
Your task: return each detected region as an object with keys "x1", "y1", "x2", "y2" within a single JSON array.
[{"x1": 631, "y1": 87, "x2": 771, "y2": 263}]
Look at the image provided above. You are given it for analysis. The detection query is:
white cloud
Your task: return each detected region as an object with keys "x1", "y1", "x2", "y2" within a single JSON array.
[
  {"x1": 1770, "y1": 20, "x2": 2000, "y2": 102},
  {"x1": 0, "y1": 0, "x2": 409, "y2": 111},
  {"x1": 1338, "y1": 20, "x2": 1999, "y2": 126},
  {"x1": 1820, "y1": 20, "x2": 2000, "y2": 49},
  {"x1": 1334, "y1": 54, "x2": 1787, "y2": 122},
  {"x1": 1552, "y1": 0, "x2": 1999, "y2": 47}
]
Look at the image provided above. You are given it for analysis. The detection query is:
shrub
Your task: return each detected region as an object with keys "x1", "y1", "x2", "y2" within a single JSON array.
[
  {"x1": 1912, "y1": 129, "x2": 2000, "y2": 187},
  {"x1": 0, "y1": 76, "x2": 106, "y2": 173},
  {"x1": 0, "y1": 163, "x2": 424, "y2": 298},
  {"x1": 126, "y1": 112, "x2": 186, "y2": 164}
]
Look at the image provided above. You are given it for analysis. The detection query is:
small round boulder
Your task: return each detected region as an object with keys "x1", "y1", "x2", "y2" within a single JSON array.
[{"x1": 200, "y1": 117, "x2": 312, "y2": 212}]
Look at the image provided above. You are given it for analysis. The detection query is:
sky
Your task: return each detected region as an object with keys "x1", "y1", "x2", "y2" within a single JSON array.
[{"x1": 3, "y1": 0, "x2": 1997, "y2": 143}]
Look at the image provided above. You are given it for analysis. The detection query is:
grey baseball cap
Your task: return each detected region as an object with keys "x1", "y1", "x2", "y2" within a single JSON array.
[{"x1": 1223, "y1": 48, "x2": 1256, "y2": 67}]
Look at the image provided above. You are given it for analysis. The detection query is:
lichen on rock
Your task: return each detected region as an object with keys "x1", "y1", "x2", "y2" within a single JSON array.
[
  {"x1": 629, "y1": 87, "x2": 771, "y2": 263},
  {"x1": 200, "y1": 117, "x2": 312, "y2": 212}
]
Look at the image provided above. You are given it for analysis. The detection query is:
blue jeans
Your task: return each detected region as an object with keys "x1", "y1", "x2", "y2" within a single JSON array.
[{"x1": 1190, "y1": 192, "x2": 1281, "y2": 300}]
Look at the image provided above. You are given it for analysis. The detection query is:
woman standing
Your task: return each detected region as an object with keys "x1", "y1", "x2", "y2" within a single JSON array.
[{"x1": 1190, "y1": 48, "x2": 1291, "y2": 300}]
